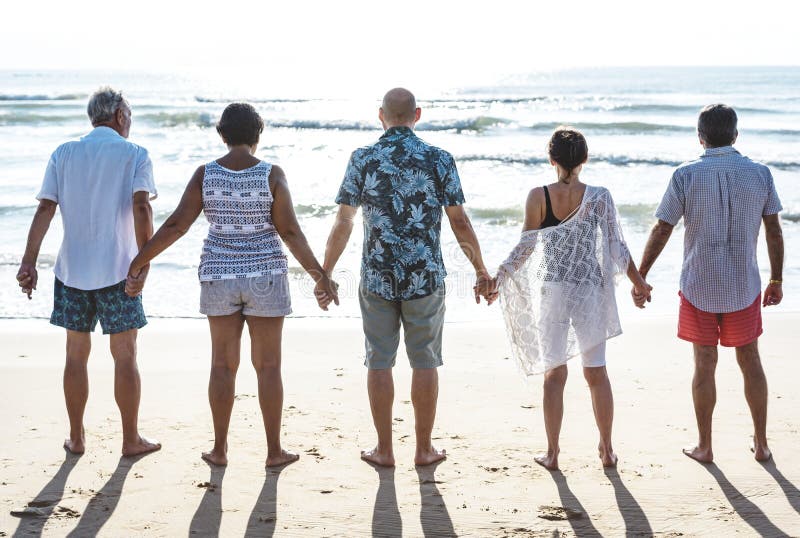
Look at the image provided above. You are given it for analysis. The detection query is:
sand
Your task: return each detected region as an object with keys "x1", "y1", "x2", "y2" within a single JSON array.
[{"x1": 1, "y1": 311, "x2": 799, "y2": 537}]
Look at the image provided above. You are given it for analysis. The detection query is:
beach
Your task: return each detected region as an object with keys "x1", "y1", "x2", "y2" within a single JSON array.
[{"x1": 1, "y1": 311, "x2": 799, "y2": 537}]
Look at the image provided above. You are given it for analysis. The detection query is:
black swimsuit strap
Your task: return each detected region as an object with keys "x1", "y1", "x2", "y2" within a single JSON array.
[{"x1": 542, "y1": 186, "x2": 561, "y2": 228}]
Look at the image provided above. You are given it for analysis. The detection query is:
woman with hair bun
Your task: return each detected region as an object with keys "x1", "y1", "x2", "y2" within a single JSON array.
[{"x1": 485, "y1": 127, "x2": 651, "y2": 470}]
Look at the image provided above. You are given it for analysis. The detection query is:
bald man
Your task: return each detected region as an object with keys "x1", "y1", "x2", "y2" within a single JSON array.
[{"x1": 320, "y1": 88, "x2": 490, "y2": 467}]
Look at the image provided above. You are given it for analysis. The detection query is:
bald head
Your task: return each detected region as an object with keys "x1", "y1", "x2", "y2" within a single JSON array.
[{"x1": 380, "y1": 88, "x2": 419, "y2": 127}]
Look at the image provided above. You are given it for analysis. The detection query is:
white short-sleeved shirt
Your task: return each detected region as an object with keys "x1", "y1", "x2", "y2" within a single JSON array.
[
  {"x1": 655, "y1": 146, "x2": 782, "y2": 313},
  {"x1": 37, "y1": 126, "x2": 157, "y2": 290}
]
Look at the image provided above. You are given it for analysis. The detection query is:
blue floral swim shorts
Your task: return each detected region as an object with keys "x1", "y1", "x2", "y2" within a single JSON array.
[{"x1": 50, "y1": 278, "x2": 147, "y2": 334}]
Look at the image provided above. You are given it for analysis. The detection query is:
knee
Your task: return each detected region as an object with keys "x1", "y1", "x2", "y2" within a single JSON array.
[
  {"x1": 252, "y1": 355, "x2": 280, "y2": 373},
  {"x1": 583, "y1": 366, "x2": 608, "y2": 387},
  {"x1": 544, "y1": 366, "x2": 568, "y2": 388},
  {"x1": 211, "y1": 358, "x2": 239, "y2": 375}
]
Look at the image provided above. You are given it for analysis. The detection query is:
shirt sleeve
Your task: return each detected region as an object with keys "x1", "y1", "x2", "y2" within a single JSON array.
[
  {"x1": 132, "y1": 147, "x2": 157, "y2": 199},
  {"x1": 335, "y1": 151, "x2": 363, "y2": 207},
  {"x1": 654, "y1": 170, "x2": 685, "y2": 226},
  {"x1": 36, "y1": 152, "x2": 59, "y2": 203},
  {"x1": 438, "y1": 152, "x2": 466, "y2": 206},
  {"x1": 763, "y1": 168, "x2": 783, "y2": 216}
]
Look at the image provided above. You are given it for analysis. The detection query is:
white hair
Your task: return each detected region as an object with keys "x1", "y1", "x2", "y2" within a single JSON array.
[{"x1": 87, "y1": 86, "x2": 128, "y2": 124}]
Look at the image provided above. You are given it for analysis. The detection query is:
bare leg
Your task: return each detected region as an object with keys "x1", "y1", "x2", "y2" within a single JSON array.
[
  {"x1": 535, "y1": 365, "x2": 567, "y2": 470},
  {"x1": 109, "y1": 329, "x2": 161, "y2": 457},
  {"x1": 683, "y1": 344, "x2": 717, "y2": 463},
  {"x1": 735, "y1": 340, "x2": 771, "y2": 461},
  {"x1": 246, "y1": 315, "x2": 298, "y2": 468},
  {"x1": 584, "y1": 365, "x2": 617, "y2": 467},
  {"x1": 63, "y1": 330, "x2": 91, "y2": 454},
  {"x1": 202, "y1": 314, "x2": 245, "y2": 466},
  {"x1": 412, "y1": 368, "x2": 446, "y2": 466},
  {"x1": 362, "y1": 368, "x2": 395, "y2": 467}
]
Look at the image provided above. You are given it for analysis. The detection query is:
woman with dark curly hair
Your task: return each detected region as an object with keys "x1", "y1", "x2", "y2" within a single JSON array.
[{"x1": 126, "y1": 103, "x2": 338, "y2": 467}]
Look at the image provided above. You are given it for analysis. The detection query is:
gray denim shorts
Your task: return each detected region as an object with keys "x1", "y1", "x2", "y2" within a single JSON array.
[
  {"x1": 359, "y1": 286, "x2": 446, "y2": 370},
  {"x1": 200, "y1": 274, "x2": 292, "y2": 317}
]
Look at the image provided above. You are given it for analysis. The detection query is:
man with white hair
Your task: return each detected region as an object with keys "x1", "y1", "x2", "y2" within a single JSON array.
[{"x1": 17, "y1": 87, "x2": 161, "y2": 457}]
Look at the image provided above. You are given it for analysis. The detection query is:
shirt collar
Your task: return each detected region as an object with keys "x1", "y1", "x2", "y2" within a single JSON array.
[
  {"x1": 380, "y1": 126, "x2": 414, "y2": 140},
  {"x1": 702, "y1": 145, "x2": 739, "y2": 157},
  {"x1": 84, "y1": 126, "x2": 123, "y2": 139}
]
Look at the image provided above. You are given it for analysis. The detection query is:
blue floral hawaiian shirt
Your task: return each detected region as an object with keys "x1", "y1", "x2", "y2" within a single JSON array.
[{"x1": 336, "y1": 126, "x2": 466, "y2": 300}]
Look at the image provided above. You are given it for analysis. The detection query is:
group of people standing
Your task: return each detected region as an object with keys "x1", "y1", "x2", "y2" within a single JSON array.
[{"x1": 17, "y1": 86, "x2": 784, "y2": 473}]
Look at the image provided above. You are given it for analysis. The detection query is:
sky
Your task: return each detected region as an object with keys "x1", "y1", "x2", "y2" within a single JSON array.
[{"x1": 2, "y1": 0, "x2": 798, "y2": 92}]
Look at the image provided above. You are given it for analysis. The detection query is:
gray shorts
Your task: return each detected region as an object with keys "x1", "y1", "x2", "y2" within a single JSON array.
[
  {"x1": 359, "y1": 286, "x2": 446, "y2": 370},
  {"x1": 200, "y1": 274, "x2": 292, "y2": 317}
]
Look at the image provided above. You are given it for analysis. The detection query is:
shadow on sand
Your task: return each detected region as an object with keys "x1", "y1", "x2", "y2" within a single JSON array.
[
  {"x1": 416, "y1": 461, "x2": 456, "y2": 538},
  {"x1": 704, "y1": 462, "x2": 789, "y2": 536},
  {"x1": 244, "y1": 466, "x2": 284, "y2": 538},
  {"x1": 11, "y1": 452, "x2": 81, "y2": 538},
  {"x1": 760, "y1": 458, "x2": 800, "y2": 516},
  {"x1": 549, "y1": 471, "x2": 602, "y2": 538},
  {"x1": 603, "y1": 468, "x2": 652, "y2": 537},
  {"x1": 65, "y1": 453, "x2": 149, "y2": 537},
  {"x1": 189, "y1": 464, "x2": 226, "y2": 537},
  {"x1": 368, "y1": 463, "x2": 402, "y2": 538}
]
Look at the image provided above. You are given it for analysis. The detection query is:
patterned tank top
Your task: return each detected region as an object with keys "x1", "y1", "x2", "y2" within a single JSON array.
[{"x1": 198, "y1": 161, "x2": 288, "y2": 281}]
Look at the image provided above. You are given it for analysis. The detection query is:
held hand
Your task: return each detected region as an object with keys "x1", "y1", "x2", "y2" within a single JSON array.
[
  {"x1": 16, "y1": 262, "x2": 38, "y2": 299},
  {"x1": 125, "y1": 265, "x2": 149, "y2": 297},
  {"x1": 474, "y1": 273, "x2": 499, "y2": 305},
  {"x1": 631, "y1": 283, "x2": 653, "y2": 309},
  {"x1": 314, "y1": 275, "x2": 339, "y2": 311},
  {"x1": 763, "y1": 282, "x2": 782, "y2": 307}
]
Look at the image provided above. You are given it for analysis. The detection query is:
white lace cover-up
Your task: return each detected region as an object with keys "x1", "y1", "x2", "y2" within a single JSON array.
[{"x1": 496, "y1": 186, "x2": 632, "y2": 375}]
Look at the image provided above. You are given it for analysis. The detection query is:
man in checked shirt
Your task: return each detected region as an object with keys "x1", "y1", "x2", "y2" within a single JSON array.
[{"x1": 635, "y1": 104, "x2": 784, "y2": 464}]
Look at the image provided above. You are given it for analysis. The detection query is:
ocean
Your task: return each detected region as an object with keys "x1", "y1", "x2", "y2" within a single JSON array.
[{"x1": 1, "y1": 67, "x2": 797, "y2": 322}]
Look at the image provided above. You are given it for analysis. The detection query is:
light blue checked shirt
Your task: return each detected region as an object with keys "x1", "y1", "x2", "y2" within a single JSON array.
[{"x1": 656, "y1": 146, "x2": 782, "y2": 313}]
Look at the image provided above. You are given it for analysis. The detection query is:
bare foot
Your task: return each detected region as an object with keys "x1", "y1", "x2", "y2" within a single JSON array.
[
  {"x1": 122, "y1": 436, "x2": 161, "y2": 457},
  {"x1": 682, "y1": 445, "x2": 713, "y2": 463},
  {"x1": 415, "y1": 446, "x2": 446, "y2": 466},
  {"x1": 599, "y1": 446, "x2": 618, "y2": 468},
  {"x1": 534, "y1": 450, "x2": 559, "y2": 471},
  {"x1": 751, "y1": 443, "x2": 772, "y2": 462},
  {"x1": 266, "y1": 449, "x2": 299, "y2": 467},
  {"x1": 63, "y1": 438, "x2": 85, "y2": 455},
  {"x1": 360, "y1": 447, "x2": 395, "y2": 467},
  {"x1": 201, "y1": 449, "x2": 228, "y2": 466}
]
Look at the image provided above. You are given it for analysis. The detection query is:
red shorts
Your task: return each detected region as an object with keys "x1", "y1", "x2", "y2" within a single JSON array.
[{"x1": 678, "y1": 292, "x2": 762, "y2": 347}]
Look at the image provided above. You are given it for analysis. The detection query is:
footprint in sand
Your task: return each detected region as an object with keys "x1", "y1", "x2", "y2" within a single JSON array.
[{"x1": 537, "y1": 505, "x2": 583, "y2": 521}]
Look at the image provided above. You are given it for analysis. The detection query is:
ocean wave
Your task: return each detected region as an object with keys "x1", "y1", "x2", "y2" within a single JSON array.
[
  {"x1": 782, "y1": 213, "x2": 800, "y2": 223},
  {"x1": 139, "y1": 111, "x2": 217, "y2": 128},
  {"x1": 417, "y1": 116, "x2": 511, "y2": 132},
  {"x1": 458, "y1": 153, "x2": 800, "y2": 170},
  {"x1": 195, "y1": 96, "x2": 315, "y2": 103},
  {"x1": 0, "y1": 93, "x2": 86, "y2": 102},
  {"x1": 0, "y1": 204, "x2": 36, "y2": 216},
  {"x1": 0, "y1": 112, "x2": 81, "y2": 125}
]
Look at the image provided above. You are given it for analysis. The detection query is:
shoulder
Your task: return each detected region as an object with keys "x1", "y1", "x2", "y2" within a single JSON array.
[
  {"x1": 269, "y1": 163, "x2": 286, "y2": 180},
  {"x1": 52, "y1": 140, "x2": 80, "y2": 158},
  {"x1": 526, "y1": 186, "x2": 545, "y2": 206},
  {"x1": 738, "y1": 155, "x2": 772, "y2": 176}
]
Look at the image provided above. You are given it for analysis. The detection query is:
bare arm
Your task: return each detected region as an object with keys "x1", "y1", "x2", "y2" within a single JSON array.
[
  {"x1": 270, "y1": 166, "x2": 338, "y2": 309},
  {"x1": 322, "y1": 204, "x2": 358, "y2": 274},
  {"x1": 445, "y1": 205, "x2": 490, "y2": 303},
  {"x1": 129, "y1": 167, "x2": 203, "y2": 277},
  {"x1": 16, "y1": 200, "x2": 57, "y2": 298},
  {"x1": 762, "y1": 213, "x2": 784, "y2": 307},
  {"x1": 638, "y1": 219, "x2": 674, "y2": 279},
  {"x1": 132, "y1": 191, "x2": 154, "y2": 253}
]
